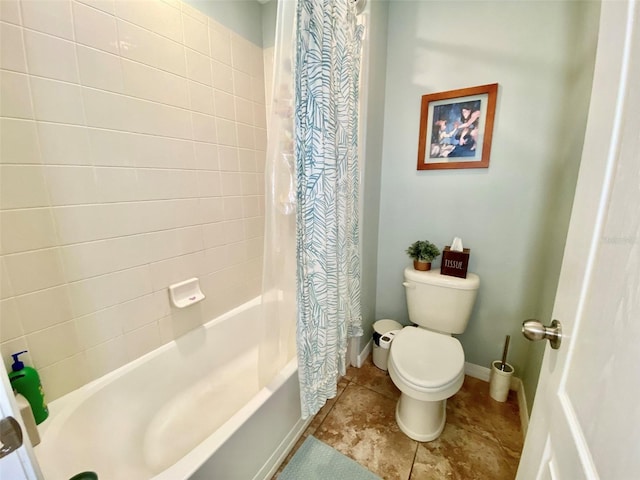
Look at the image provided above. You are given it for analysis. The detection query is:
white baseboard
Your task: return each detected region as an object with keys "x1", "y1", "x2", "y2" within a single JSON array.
[
  {"x1": 464, "y1": 362, "x2": 491, "y2": 382},
  {"x1": 464, "y1": 362, "x2": 521, "y2": 390},
  {"x1": 354, "y1": 338, "x2": 372, "y2": 368},
  {"x1": 464, "y1": 362, "x2": 529, "y2": 438},
  {"x1": 515, "y1": 377, "x2": 529, "y2": 436}
]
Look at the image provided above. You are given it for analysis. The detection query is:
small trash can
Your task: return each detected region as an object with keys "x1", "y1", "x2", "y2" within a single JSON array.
[{"x1": 372, "y1": 319, "x2": 403, "y2": 370}]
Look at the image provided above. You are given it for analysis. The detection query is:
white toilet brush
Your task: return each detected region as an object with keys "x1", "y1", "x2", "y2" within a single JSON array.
[{"x1": 499, "y1": 335, "x2": 510, "y2": 371}]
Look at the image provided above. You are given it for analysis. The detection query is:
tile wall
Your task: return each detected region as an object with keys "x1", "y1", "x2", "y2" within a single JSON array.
[{"x1": 0, "y1": 0, "x2": 267, "y2": 400}]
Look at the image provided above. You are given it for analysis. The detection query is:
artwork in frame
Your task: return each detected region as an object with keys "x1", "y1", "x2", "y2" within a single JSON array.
[{"x1": 417, "y1": 83, "x2": 498, "y2": 170}]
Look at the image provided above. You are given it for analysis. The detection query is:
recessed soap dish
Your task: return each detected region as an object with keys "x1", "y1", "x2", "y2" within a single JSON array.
[{"x1": 168, "y1": 278, "x2": 205, "y2": 308}]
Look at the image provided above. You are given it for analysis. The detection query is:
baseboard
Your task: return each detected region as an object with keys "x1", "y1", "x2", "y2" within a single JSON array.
[
  {"x1": 354, "y1": 338, "x2": 372, "y2": 368},
  {"x1": 464, "y1": 362, "x2": 521, "y2": 390},
  {"x1": 515, "y1": 377, "x2": 529, "y2": 437},
  {"x1": 464, "y1": 362, "x2": 529, "y2": 438},
  {"x1": 464, "y1": 362, "x2": 491, "y2": 382}
]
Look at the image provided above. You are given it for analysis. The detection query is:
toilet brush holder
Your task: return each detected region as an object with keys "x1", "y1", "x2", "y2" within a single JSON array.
[{"x1": 489, "y1": 360, "x2": 514, "y2": 402}]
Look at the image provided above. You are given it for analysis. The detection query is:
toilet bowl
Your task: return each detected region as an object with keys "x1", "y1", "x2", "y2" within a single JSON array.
[
  {"x1": 388, "y1": 327, "x2": 465, "y2": 441},
  {"x1": 388, "y1": 267, "x2": 480, "y2": 441}
]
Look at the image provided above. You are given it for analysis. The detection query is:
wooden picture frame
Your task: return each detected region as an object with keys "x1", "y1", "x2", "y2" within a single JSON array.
[{"x1": 417, "y1": 83, "x2": 498, "y2": 170}]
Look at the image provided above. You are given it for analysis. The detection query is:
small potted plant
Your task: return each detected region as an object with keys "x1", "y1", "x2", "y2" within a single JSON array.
[{"x1": 406, "y1": 240, "x2": 441, "y2": 271}]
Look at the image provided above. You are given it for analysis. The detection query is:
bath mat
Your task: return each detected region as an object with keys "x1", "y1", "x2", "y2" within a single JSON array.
[{"x1": 278, "y1": 435, "x2": 381, "y2": 480}]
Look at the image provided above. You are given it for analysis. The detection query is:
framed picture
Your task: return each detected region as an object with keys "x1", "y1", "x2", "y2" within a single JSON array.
[{"x1": 417, "y1": 83, "x2": 498, "y2": 170}]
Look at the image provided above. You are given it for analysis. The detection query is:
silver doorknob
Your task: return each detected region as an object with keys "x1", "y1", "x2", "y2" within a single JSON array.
[
  {"x1": 522, "y1": 319, "x2": 562, "y2": 349},
  {"x1": 0, "y1": 416, "x2": 23, "y2": 459}
]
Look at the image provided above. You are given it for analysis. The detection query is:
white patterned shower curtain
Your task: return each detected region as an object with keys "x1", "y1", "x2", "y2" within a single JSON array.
[{"x1": 294, "y1": 0, "x2": 364, "y2": 418}]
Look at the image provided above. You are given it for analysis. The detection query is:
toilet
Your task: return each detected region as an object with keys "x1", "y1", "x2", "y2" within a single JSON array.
[{"x1": 388, "y1": 267, "x2": 480, "y2": 441}]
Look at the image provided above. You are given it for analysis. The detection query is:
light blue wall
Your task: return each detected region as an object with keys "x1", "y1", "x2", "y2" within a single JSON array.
[
  {"x1": 261, "y1": 0, "x2": 277, "y2": 48},
  {"x1": 359, "y1": 0, "x2": 390, "y2": 349},
  {"x1": 184, "y1": 0, "x2": 266, "y2": 46},
  {"x1": 376, "y1": 0, "x2": 599, "y2": 409}
]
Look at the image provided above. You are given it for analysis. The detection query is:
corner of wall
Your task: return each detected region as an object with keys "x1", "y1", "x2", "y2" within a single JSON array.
[{"x1": 358, "y1": 0, "x2": 390, "y2": 358}]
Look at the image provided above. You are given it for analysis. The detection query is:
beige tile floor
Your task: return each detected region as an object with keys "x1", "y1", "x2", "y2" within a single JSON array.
[{"x1": 274, "y1": 356, "x2": 524, "y2": 479}]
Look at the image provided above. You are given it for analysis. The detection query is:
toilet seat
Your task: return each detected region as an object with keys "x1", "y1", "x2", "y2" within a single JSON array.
[{"x1": 389, "y1": 327, "x2": 464, "y2": 393}]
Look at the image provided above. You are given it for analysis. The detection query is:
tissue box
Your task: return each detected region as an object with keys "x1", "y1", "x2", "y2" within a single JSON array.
[{"x1": 441, "y1": 246, "x2": 470, "y2": 278}]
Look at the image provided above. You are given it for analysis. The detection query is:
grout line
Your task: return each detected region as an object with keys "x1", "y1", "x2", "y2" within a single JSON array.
[
  {"x1": 0, "y1": 115, "x2": 262, "y2": 145},
  {"x1": 356, "y1": 378, "x2": 399, "y2": 402},
  {"x1": 319, "y1": 377, "x2": 351, "y2": 423},
  {"x1": 406, "y1": 440, "x2": 420, "y2": 480}
]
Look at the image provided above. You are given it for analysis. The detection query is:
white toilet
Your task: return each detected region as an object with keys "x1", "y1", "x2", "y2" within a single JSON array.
[{"x1": 388, "y1": 267, "x2": 480, "y2": 441}]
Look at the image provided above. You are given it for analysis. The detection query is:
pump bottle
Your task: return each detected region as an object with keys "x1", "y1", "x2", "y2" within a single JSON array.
[{"x1": 8, "y1": 350, "x2": 48, "y2": 424}]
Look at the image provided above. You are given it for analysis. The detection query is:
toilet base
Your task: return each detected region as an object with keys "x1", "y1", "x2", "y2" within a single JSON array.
[{"x1": 395, "y1": 394, "x2": 446, "y2": 442}]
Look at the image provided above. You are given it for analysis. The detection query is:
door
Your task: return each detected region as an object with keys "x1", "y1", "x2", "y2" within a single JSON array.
[
  {"x1": 517, "y1": 0, "x2": 639, "y2": 478},
  {"x1": 0, "y1": 360, "x2": 42, "y2": 479}
]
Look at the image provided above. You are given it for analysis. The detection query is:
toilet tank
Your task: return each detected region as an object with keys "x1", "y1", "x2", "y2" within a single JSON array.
[{"x1": 403, "y1": 267, "x2": 480, "y2": 334}]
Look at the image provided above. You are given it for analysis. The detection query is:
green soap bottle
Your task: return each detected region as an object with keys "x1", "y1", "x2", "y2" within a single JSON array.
[{"x1": 8, "y1": 351, "x2": 49, "y2": 424}]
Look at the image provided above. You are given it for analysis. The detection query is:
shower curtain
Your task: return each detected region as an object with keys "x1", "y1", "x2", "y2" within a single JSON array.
[
  {"x1": 294, "y1": 0, "x2": 364, "y2": 418},
  {"x1": 259, "y1": 0, "x2": 298, "y2": 388}
]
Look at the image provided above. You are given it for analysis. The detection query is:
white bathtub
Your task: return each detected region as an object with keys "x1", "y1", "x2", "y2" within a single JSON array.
[{"x1": 35, "y1": 297, "x2": 308, "y2": 480}]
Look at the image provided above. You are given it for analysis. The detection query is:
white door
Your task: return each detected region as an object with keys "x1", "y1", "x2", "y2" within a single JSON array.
[
  {"x1": 517, "y1": 0, "x2": 640, "y2": 478},
  {"x1": 0, "y1": 361, "x2": 42, "y2": 479}
]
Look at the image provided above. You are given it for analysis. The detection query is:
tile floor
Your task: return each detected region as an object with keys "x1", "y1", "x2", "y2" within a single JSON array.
[{"x1": 274, "y1": 356, "x2": 524, "y2": 479}]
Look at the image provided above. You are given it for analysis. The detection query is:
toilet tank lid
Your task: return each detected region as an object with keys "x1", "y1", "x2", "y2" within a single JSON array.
[{"x1": 404, "y1": 267, "x2": 480, "y2": 290}]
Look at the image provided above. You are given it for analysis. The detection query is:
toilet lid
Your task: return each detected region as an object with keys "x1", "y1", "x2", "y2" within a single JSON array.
[{"x1": 390, "y1": 327, "x2": 464, "y2": 390}]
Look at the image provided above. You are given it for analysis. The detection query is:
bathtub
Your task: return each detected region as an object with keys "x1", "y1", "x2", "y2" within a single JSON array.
[{"x1": 35, "y1": 297, "x2": 308, "y2": 480}]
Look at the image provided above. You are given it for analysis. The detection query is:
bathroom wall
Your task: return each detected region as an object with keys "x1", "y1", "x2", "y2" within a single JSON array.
[
  {"x1": 375, "y1": 0, "x2": 600, "y2": 409},
  {"x1": 184, "y1": 0, "x2": 266, "y2": 48},
  {"x1": 358, "y1": 0, "x2": 389, "y2": 353},
  {"x1": 0, "y1": 0, "x2": 268, "y2": 400}
]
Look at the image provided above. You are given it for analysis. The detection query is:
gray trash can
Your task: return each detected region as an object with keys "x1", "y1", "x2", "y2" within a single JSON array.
[{"x1": 372, "y1": 319, "x2": 403, "y2": 370}]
